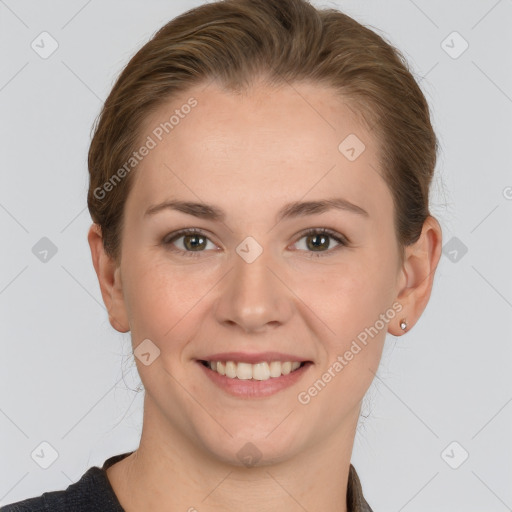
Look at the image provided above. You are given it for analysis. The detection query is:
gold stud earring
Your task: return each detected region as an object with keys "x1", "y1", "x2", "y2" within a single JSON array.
[{"x1": 400, "y1": 319, "x2": 407, "y2": 331}]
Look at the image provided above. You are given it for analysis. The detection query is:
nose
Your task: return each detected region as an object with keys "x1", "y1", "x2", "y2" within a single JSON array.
[{"x1": 213, "y1": 243, "x2": 294, "y2": 334}]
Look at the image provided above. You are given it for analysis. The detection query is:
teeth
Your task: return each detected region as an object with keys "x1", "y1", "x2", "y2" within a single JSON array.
[
  {"x1": 205, "y1": 360, "x2": 303, "y2": 381},
  {"x1": 269, "y1": 361, "x2": 282, "y2": 378},
  {"x1": 281, "y1": 362, "x2": 292, "y2": 375},
  {"x1": 253, "y1": 362, "x2": 270, "y2": 381},
  {"x1": 236, "y1": 362, "x2": 253, "y2": 380},
  {"x1": 225, "y1": 361, "x2": 237, "y2": 378},
  {"x1": 216, "y1": 361, "x2": 226, "y2": 376}
]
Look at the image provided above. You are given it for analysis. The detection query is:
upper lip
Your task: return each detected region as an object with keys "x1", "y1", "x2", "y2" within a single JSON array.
[{"x1": 198, "y1": 352, "x2": 310, "y2": 364}]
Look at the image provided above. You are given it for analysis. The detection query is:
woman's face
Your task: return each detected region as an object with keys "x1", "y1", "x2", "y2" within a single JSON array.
[{"x1": 107, "y1": 80, "x2": 406, "y2": 465}]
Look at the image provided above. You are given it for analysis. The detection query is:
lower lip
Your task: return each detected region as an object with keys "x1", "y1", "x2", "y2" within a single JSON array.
[{"x1": 197, "y1": 361, "x2": 312, "y2": 398}]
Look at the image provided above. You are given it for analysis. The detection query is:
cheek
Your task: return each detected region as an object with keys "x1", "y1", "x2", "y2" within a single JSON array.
[
  {"x1": 121, "y1": 254, "x2": 212, "y2": 343},
  {"x1": 306, "y1": 259, "x2": 394, "y2": 328},
  {"x1": 296, "y1": 270, "x2": 392, "y2": 414},
  {"x1": 298, "y1": 256, "x2": 395, "y2": 368}
]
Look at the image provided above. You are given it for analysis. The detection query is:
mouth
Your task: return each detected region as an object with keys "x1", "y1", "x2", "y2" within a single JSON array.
[{"x1": 198, "y1": 359, "x2": 310, "y2": 381}]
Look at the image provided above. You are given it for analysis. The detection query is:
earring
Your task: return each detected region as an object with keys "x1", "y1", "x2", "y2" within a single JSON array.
[{"x1": 400, "y1": 319, "x2": 407, "y2": 331}]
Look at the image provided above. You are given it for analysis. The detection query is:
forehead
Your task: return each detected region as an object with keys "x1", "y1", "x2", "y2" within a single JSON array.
[{"x1": 126, "y1": 80, "x2": 391, "y2": 220}]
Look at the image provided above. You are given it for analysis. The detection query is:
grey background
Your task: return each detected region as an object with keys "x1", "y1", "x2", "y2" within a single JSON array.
[{"x1": 1, "y1": 0, "x2": 511, "y2": 510}]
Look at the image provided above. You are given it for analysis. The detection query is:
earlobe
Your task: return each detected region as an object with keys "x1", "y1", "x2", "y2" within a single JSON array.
[
  {"x1": 392, "y1": 216, "x2": 442, "y2": 336},
  {"x1": 87, "y1": 223, "x2": 131, "y2": 333}
]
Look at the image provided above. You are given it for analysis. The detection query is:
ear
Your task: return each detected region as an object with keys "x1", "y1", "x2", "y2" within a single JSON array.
[
  {"x1": 87, "y1": 223, "x2": 130, "y2": 333},
  {"x1": 389, "y1": 215, "x2": 442, "y2": 335}
]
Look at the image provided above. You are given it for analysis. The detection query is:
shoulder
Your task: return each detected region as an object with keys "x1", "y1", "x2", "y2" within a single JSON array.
[
  {"x1": 1, "y1": 453, "x2": 132, "y2": 512},
  {"x1": 1, "y1": 468, "x2": 108, "y2": 512},
  {"x1": 348, "y1": 464, "x2": 374, "y2": 512}
]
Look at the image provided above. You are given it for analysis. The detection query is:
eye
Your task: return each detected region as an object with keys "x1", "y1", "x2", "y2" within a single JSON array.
[
  {"x1": 162, "y1": 227, "x2": 349, "y2": 259},
  {"x1": 162, "y1": 228, "x2": 217, "y2": 257},
  {"x1": 292, "y1": 228, "x2": 348, "y2": 258}
]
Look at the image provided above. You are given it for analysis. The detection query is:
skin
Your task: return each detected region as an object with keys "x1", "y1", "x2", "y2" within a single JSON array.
[{"x1": 88, "y1": 79, "x2": 442, "y2": 512}]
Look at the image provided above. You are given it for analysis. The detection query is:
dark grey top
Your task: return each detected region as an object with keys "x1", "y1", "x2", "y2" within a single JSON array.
[{"x1": 1, "y1": 451, "x2": 374, "y2": 511}]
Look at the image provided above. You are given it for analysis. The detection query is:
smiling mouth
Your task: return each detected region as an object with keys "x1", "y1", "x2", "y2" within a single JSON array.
[{"x1": 199, "y1": 360, "x2": 309, "y2": 381}]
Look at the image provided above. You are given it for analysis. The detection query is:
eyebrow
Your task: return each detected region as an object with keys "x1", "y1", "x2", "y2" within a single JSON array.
[{"x1": 144, "y1": 197, "x2": 369, "y2": 222}]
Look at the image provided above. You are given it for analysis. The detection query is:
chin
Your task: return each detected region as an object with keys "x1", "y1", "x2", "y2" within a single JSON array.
[{"x1": 197, "y1": 424, "x2": 306, "y2": 468}]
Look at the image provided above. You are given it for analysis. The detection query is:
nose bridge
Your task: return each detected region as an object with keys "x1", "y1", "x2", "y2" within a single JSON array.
[{"x1": 214, "y1": 240, "x2": 292, "y2": 332}]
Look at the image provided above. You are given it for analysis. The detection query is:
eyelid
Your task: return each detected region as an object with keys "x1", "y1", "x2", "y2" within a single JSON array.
[
  {"x1": 162, "y1": 227, "x2": 215, "y2": 245},
  {"x1": 293, "y1": 227, "x2": 350, "y2": 246},
  {"x1": 162, "y1": 228, "x2": 219, "y2": 258},
  {"x1": 290, "y1": 227, "x2": 349, "y2": 258}
]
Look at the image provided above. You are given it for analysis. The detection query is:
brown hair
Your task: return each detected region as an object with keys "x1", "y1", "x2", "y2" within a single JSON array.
[{"x1": 88, "y1": 0, "x2": 438, "y2": 265}]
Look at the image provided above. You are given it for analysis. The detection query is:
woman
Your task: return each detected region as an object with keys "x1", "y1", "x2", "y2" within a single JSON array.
[{"x1": 2, "y1": 0, "x2": 442, "y2": 510}]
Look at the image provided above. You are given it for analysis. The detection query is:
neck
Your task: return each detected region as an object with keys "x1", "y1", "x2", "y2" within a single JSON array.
[{"x1": 107, "y1": 396, "x2": 359, "y2": 512}]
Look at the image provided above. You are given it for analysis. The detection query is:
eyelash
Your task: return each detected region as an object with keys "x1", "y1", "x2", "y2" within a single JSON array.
[{"x1": 162, "y1": 228, "x2": 349, "y2": 259}]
